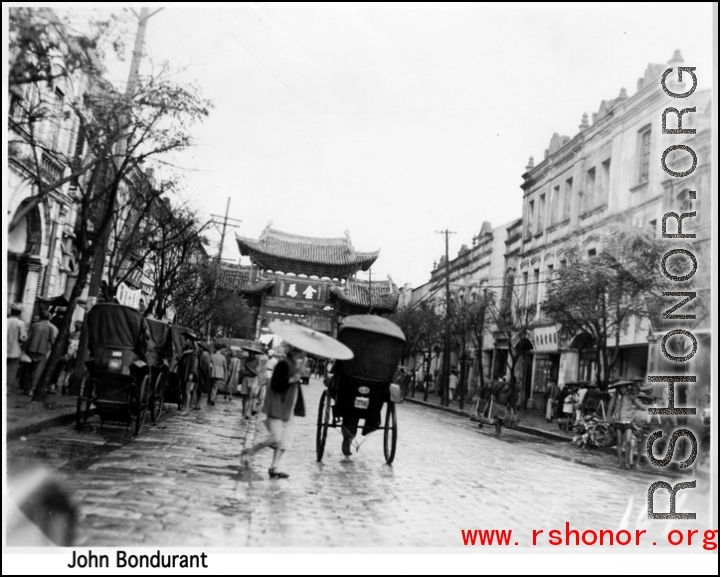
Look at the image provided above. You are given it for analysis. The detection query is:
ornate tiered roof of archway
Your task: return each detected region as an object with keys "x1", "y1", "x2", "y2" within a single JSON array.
[
  {"x1": 235, "y1": 225, "x2": 380, "y2": 279},
  {"x1": 217, "y1": 263, "x2": 275, "y2": 294},
  {"x1": 328, "y1": 276, "x2": 399, "y2": 315}
]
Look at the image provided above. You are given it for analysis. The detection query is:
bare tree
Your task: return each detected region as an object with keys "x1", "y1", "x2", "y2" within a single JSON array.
[
  {"x1": 486, "y1": 286, "x2": 534, "y2": 394},
  {"x1": 11, "y1": 37, "x2": 213, "y2": 403}
]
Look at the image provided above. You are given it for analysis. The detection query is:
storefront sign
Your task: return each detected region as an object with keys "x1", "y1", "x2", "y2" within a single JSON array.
[
  {"x1": 116, "y1": 282, "x2": 142, "y2": 310},
  {"x1": 276, "y1": 281, "x2": 324, "y2": 302},
  {"x1": 534, "y1": 325, "x2": 559, "y2": 352}
]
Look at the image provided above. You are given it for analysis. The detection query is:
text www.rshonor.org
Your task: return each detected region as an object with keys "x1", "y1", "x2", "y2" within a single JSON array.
[{"x1": 461, "y1": 524, "x2": 718, "y2": 549}]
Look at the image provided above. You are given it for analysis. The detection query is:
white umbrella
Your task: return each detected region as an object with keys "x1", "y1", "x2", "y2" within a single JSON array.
[{"x1": 268, "y1": 321, "x2": 354, "y2": 360}]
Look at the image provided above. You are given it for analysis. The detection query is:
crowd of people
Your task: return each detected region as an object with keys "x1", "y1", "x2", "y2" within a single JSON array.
[{"x1": 174, "y1": 330, "x2": 276, "y2": 419}]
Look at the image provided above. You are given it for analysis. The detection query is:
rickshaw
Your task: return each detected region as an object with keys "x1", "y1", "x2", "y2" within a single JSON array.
[
  {"x1": 75, "y1": 304, "x2": 152, "y2": 435},
  {"x1": 316, "y1": 315, "x2": 406, "y2": 465},
  {"x1": 146, "y1": 318, "x2": 173, "y2": 422}
]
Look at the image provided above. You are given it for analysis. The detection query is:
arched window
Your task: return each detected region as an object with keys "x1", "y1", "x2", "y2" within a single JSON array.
[{"x1": 676, "y1": 189, "x2": 695, "y2": 214}]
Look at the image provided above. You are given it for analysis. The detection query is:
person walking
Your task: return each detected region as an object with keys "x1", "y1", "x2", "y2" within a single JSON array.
[
  {"x1": 195, "y1": 340, "x2": 212, "y2": 410},
  {"x1": 543, "y1": 380, "x2": 560, "y2": 422},
  {"x1": 255, "y1": 350, "x2": 269, "y2": 414},
  {"x1": 608, "y1": 381, "x2": 645, "y2": 469},
  {"x1": 24, "y1": 311, "x2": 58, "y2": 398},
  {"x1": 490, "y1": 378, "x2": 516, "y2": 435},
  {"x1": 208, "y1": 343, "x2": 228, "y2": 406},
  {"x1": 448, "y1": 369, "x2": 458, "y2": 402},
  {"x1": 225, "y1": 349, "x2": 243, "y2": 402},
  {"x1": 6, "y1": 304, "x2": 28, "y2": 390},
  {"x1": 57, "y1": 321, "x2": 82, "y2": 395},
  {"x1": 240, "y1": 346, "x2": 307, "y2": 479},
  {"x1": 178, "y1": 331, "x2": 200, "y2": 415},
  {"x1": 243, "y1": 352, "x2": 260, "y2": 418}
]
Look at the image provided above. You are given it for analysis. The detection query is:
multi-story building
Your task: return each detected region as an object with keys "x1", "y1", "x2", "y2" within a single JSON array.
[
  {"x1": 407, "y1": 219, "x2": 516, "y2": 397},
  {"x1": 516, "y1": 50, "x2": 712, "y2": 412},
  {"x1": 7, "y1": 13, "x2": 91, "y2": 323}
]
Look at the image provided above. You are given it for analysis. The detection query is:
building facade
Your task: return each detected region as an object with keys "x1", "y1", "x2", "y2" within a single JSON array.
[
  {"x1": 7, "y1": 20, "x2": 91, "y2": 324},
  {"x1": 517, "y1": 50, "x2": 712, "y2": 412},
  {"x1": 407, "y1": 220, "x2": 516, "y2": 398}
]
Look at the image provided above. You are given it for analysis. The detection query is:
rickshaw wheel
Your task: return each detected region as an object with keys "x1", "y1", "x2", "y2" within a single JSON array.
[
  {"x1": 150, "y1": 372, "x2": 165, "y2": 423},
  {"x1": 75, "y1": 376, "x2": 93, "y2": 431},
  {"x1": 134, "y1": 375, "x2": 149, "y2": 436},
  {"x1": 316, "y1": 389, "x2": 331, "y2": 462},
  {"x1": 383, "y1": 401, "x2": 397, "y2": 465}
]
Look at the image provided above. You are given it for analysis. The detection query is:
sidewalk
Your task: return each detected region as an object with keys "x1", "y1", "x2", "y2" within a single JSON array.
[
  {"x1": 403, "y1": 390, "x2": 582, "y2": 444},
  {"x1": 5, "y1": 388, "x2": 86, "y2": 441}
]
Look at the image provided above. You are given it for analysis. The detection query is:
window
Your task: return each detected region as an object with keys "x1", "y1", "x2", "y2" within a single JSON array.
[
  {"x1": 588, "y1": 248, "x2": 597, "y2": 257},
  {"x1": 560, "y1": 259, "x2": 567, "y2": 269},
  {"x1": 583, "y1": 167, "x2": 596, "y2": 212},
  {"x1": 638, "y1": 128, "x2": 651, "y2": 183},
  {"x1": 48, "y1": 88, "x2": 65, "y2": 150},
  {"x1": 502, "y1": 273, "x2": 514, "y2": 313},
  {"x1": 564, "y1": 177, "x2": 573, "y2": 220},
  {"x1": 537, "y1": 193, "x2": 546, "y2": 232},
  {"x1": 525, "y1": 201, "x2": 534, "y2": 237},
  {"x1": 600, "y1": 159, "x2": 611, "y2": 204},
  {"x1": 547, "y1": 264, "x2": 555, "y2": 281},
  {"x1": 521, "y1": 271, "x2": 529, "y2": 308},
  {"x1": 528, "y1": 269, "x2": 539, "y2": 307},
  {"x1": 551, "y1": 185, "x2": 560, "y2": 225},
  {"x1": 677, "y1": 189, "x2": 695, "y2": 213}
]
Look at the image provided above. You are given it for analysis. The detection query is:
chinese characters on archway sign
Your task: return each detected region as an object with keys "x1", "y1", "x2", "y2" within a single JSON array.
[{"x1": 280, "y1": 282, "x2": 322, "y2": 301}]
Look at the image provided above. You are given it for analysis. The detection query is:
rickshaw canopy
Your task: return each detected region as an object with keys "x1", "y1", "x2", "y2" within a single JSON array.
[
  {"x1": 146, "y1": 318, "x2": 173, "y2": 362},
  {"x1": 336, "y1": 315, "x2": 406, "y2": 383},
  {"x1": 169, "y1": 325, "x2": 189, "y2": 356},
  {"x1": 86, "y1": 303, "x2": 149, "y2": 357},
  {"x1": 339, "y1": 315, "x2": 406, "y2": 342}
]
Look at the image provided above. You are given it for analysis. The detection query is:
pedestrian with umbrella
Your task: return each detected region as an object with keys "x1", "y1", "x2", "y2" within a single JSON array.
[{"x1": 240, "y1": 321, "x2": 353, "y2": 478}]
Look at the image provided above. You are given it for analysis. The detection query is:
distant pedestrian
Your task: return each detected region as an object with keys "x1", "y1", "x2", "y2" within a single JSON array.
[
  {"x1": 243, "y1": 352, "x2": 260, "y2": 418},
  {"x1": 196, "y1": 341, "x2": 212, "y2": 409},
  {"x1": 608, "y1": 381, "x2": 644, "y2": 469},
  {"x1": 24, "y1": 311, "x2": 58, "y2": 398},
  {"x1": 178, "y1": 331, "x2": 199, "y2": 415},
  {"x1": 6, "y1": 304, "x2": 27, "y2": 390},
  {"x1": 543, "y1": 380, "x2": 559, "y2": 422},
  {"x1": 491, "y1": 378, "x2": 516, "y2": 435},
  {"x1": 448, "y1": 369, "x2": 458, "y2": 402},
  {"x1": 208, "y1": 343, "x2": 228, "y2": 406},
  {"x1": 225, "y1": 349, "x2": 243, "y2": 401},
  {"x1": 241, "y1": 346, "x2": 307, "y2": 479},
  {"x1": 255, "y1": 350, "x2": 269, "y2": 414},
  {"x1": 57, "y1": 321, "x2": 82, "y2": 395}
]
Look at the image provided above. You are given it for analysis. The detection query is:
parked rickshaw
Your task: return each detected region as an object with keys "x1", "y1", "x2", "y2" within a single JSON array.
[
  {"x1": 75, "y1": 304, "x2": 152, "y2": 435},
  {"x1": 316, "y1": 315, "x2": 406, "y2": 464},
  {"x1": 146, "y1": 318, "x2": 173, "y2": 422}
]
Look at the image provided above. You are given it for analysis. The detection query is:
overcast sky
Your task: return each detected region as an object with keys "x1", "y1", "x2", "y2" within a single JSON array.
[{"x1": 56, "y1": 3, "x2": 717, "y2": 287}]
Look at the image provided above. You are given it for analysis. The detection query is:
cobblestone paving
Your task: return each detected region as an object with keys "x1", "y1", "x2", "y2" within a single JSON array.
[{"x1": 6, "y1": 379, "x2": 712, "y2": 549}]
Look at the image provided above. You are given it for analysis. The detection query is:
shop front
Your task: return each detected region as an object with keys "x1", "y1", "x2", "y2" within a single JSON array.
[{"x1": 531, "y1": 325, "x2": 560, "y2": 413}]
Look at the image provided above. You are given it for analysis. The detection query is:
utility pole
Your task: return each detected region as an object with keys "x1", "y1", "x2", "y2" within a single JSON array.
[
  {"x1": 206, "y1": 197, "x2": 242, "y2": 339},
  {"x1": 436, "y1": 229, "x2": 455, "y2": 407}
]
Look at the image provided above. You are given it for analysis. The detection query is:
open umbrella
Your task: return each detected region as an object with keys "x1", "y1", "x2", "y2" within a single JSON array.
[
  {"x1": 241, "y1": 342, "x2": 265, "y2": 354},
  {"x1": 268, "y1": 321, "x2": 354, "y2": 360}
]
